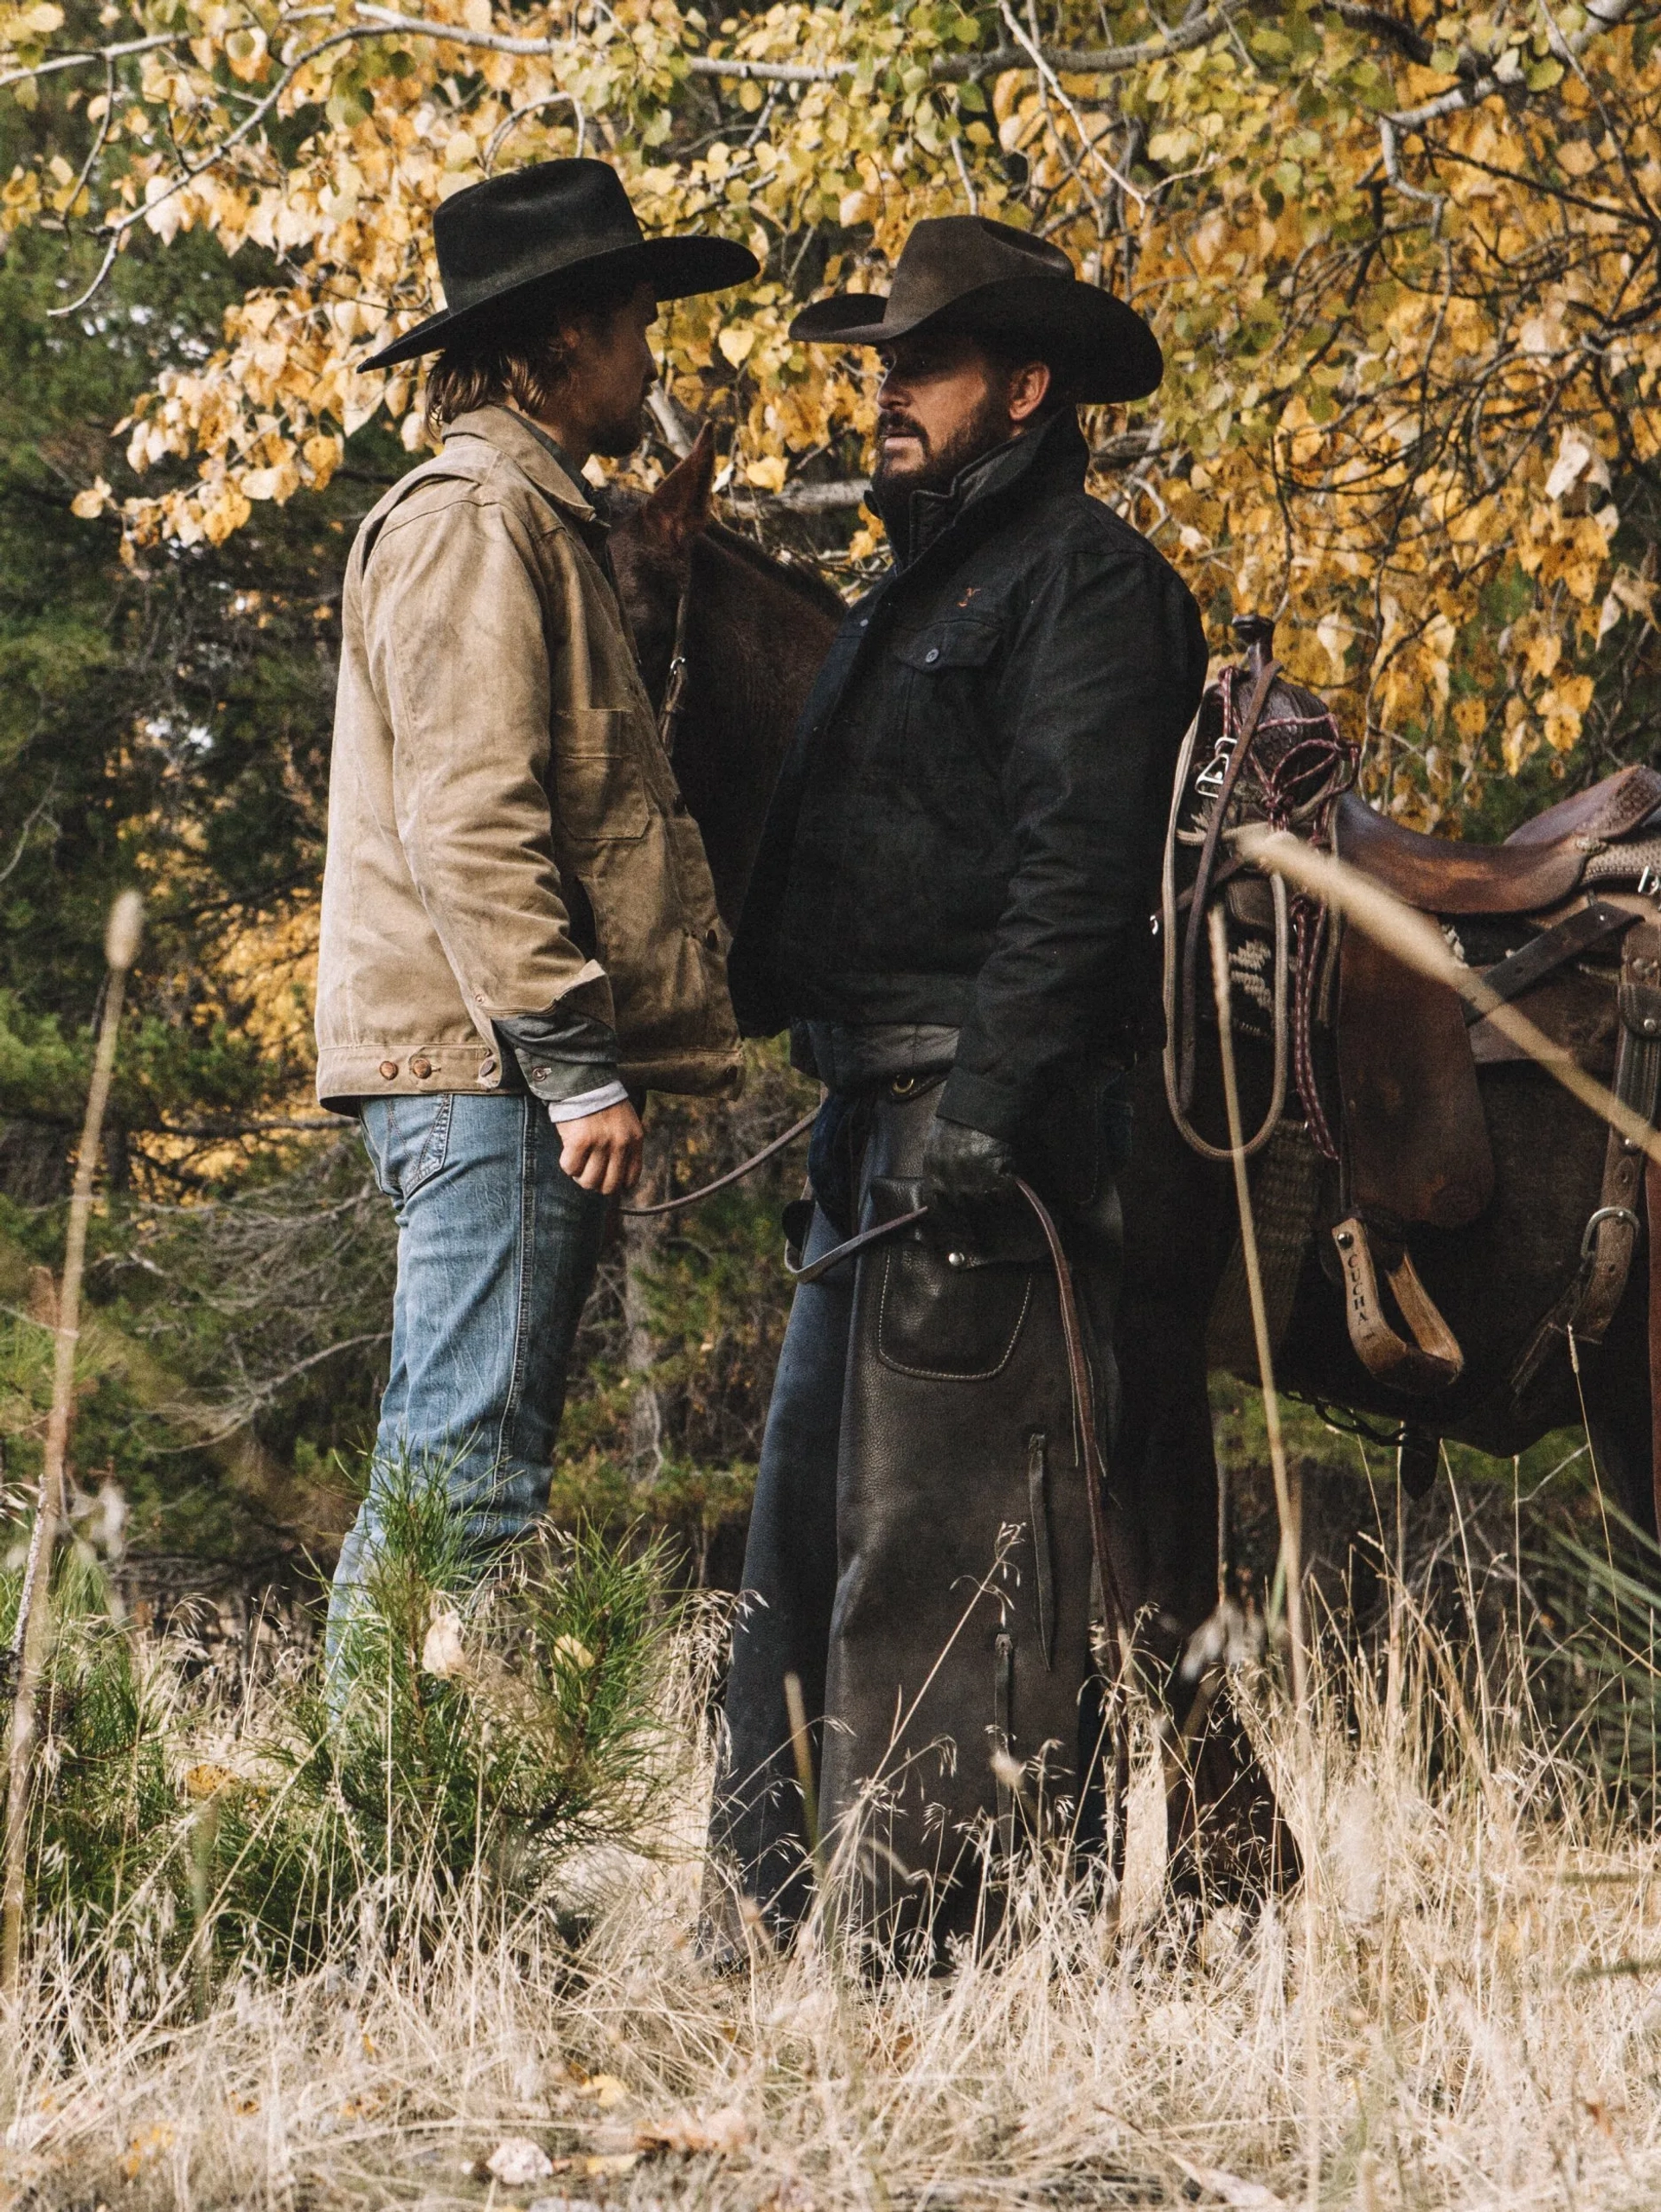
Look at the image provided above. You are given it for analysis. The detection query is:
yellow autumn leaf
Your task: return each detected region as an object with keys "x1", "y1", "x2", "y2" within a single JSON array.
[
  {"x1": 717, "y1": 325, "x2": 756, "y2": 368},
  {"x1": 574, "y1": 2073, "x2": 629, "y2": 2109}
]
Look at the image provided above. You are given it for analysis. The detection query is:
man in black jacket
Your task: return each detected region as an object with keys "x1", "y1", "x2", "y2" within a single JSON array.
[{"x1": 707, "y1": 217, "x2": 1208, "y2": 1962}]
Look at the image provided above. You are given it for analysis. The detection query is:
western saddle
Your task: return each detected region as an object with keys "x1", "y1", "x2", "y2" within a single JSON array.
[{"x1": 1166, "y1": 615, "x2": 1661, "y2": 1436}]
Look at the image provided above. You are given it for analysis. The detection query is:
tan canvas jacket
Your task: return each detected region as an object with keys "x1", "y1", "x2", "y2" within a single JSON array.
[{"x1": 315, "y1": 406, "x2": 742, "y2": 1111}]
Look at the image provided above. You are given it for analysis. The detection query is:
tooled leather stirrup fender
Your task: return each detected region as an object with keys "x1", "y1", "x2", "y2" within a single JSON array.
[{"x1": 1331, "y1": 1215, "x2": 1465, "y2": 1394}]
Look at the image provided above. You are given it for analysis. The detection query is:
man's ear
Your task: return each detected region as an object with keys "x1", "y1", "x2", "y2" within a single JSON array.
[
  {"x1": 1006, "y1": 360, "x2": 1053, "y2": 426},
  {"x1": 643, "y1": 422, "x2": 717, "y2": 551}
]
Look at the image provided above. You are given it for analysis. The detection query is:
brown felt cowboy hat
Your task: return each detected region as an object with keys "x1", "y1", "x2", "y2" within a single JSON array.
[
  {"x1": 790, "y1": 215, "x2": 1162, "y2": 403},
  {"x1": 363, "y1": 158, "x2": 759, "y2": 371}
]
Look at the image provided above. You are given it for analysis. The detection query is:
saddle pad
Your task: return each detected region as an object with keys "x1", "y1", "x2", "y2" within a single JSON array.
[
  {"x1": 1207, "y1": 1119, "x2": 1322, "y2": 1376},
  {"x1": 1338, "y1": 927, "x2": 1496, "y2": 1228}
]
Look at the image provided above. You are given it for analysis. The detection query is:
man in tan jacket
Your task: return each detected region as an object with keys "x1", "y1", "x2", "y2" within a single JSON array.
[{"x1": 316, "y1": 160, "x2": 755, "y2": 1661}]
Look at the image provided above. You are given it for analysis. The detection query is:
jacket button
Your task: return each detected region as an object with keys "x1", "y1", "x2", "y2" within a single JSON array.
[
  {"x1": 379, "y1": 1061, "x2": 399, "y2": 1080},
  {"x1": 479, "y1": 1055, "x2": 497, "y2": 1080},
  {"x1": 925, "y1": 646, "x2": 940, "y2": 664},
  {"x1": 531, "y1": 1066, "x2": 551, "y2": 1082},
  {"x1": 409, "y1": 1055, "x2": 432, "y2": 1079}
]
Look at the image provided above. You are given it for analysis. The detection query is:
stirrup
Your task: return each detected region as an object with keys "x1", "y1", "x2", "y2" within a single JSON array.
[{"x1": 1332, "y1": 1215, "x2": 1464, "y2": 1393}]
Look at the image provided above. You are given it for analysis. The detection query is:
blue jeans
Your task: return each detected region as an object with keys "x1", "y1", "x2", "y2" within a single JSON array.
[{"x1": 326, "y1": 1092, "x2": 608, "y2": 1661}]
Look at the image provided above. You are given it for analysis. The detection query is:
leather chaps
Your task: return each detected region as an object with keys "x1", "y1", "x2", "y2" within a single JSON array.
[{"x1": 708, "y1": 1076, "x2": 1124, "y2": 1969}]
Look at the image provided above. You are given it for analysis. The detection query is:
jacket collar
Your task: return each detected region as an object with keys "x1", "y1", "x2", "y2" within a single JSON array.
[
  {"x1": 880, "y1": 408, "x2": 1089, "y2": 570},
  {"x1": 445, "y1": 405, "x2": 600, "y2": 523}
]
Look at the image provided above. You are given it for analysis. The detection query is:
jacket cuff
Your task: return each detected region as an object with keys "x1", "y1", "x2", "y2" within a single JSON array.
[
  {"x1": 936, "y1": 1066, "x2": 1027, "y2": 1143},
  {"x1": 495, "y1": 1010, "x2": 622, "y2": 1104}
]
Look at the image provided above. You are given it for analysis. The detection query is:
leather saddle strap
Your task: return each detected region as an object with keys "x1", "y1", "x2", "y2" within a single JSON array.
[
  {"x1": 1178, "y1": 659, "x2": 1281, "y2": 1112},
  {"x1": 1509, "y1": 920, "x2": 1661, "y2": 1395},
  {"x1": 1462, "y1": 899, "x2": 1637, "y2": 1029},
  {"x1": 1331, "y1": 1215, "x2": 1465, "y2": 1393}
]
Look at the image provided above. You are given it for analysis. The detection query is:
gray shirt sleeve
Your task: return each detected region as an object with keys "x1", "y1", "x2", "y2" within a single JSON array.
[{"x1": 494, "y1": 1009, "x2": 622, "y2": 1103}]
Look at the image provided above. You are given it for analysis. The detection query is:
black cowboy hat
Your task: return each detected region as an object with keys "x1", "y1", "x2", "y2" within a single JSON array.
[
  {"x1": 789, "y1": 215, "x2": 1161, "y2": 404},
  {"x1": 363, "y1": 158, "x2": 759, "y2": 371}
]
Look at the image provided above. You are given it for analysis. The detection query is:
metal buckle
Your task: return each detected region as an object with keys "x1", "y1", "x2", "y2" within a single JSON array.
[{"x1": 1581, "y1": 1203, "x2": 1640, "y2": 1260}]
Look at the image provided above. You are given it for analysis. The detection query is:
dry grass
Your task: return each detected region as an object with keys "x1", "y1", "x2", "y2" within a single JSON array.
[{"x1": 5, "y1": 1555, "x2": 1661, "y2": 2212}]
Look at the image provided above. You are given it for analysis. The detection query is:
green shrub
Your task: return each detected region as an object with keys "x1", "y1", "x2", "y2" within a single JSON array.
[{"x1": 12, "y1": 1470, "x2": 683, "y2": 2009}]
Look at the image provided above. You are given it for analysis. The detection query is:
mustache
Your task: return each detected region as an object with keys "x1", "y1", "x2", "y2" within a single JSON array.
[{"x1": 877, "y1": 410, "x2": 928, "y2": 450}]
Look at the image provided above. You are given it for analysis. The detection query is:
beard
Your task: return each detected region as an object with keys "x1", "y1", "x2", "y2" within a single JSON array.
[
  {"x1": 870, "y1": 384, "x2": 1016, "y2": 504},
  {"x1": 588, "y1": 395, "x2": 648, "y2": 458}
]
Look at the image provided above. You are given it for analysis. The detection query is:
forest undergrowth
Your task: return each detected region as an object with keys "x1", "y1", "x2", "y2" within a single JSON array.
[{"x1": 3, "y1": 1457, "x2": 1661, "y2": 2209}]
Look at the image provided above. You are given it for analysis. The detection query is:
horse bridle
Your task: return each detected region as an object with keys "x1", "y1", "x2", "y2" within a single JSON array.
[{"x1": 657, "y1": 567, "x2": 693, "y2": 758}]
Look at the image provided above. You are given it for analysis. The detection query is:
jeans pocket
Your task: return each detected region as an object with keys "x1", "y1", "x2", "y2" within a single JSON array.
[
  {"x1": 358, "y1": 1101, "x2": 396, "y2": 1198},
  {"x1": 360, "y1": 1094, "x2": 454, "y2": 1203},
  {"x1": 407, "y1": 1093, "x2": 455, "y2": 1194}
]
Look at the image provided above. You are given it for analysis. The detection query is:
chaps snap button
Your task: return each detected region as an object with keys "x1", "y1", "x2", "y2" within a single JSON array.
[
  {"x1": 924, "y1": 646, "x2": 940, "y2": 664},
  {"x1": 947, "y1": 1250, "x2": 967, "y2": 1268},
  {"x1": 378, "y1": 1060, "x2": 399, "y2": 1080}
]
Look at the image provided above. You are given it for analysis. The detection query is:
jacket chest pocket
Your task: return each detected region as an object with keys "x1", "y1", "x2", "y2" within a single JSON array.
[
  {"x1": 552, "y1": 707, "x2": 650, "y2": 843},
  {"x1": 888, "y1": 619, "x2": 1003, "y2": 767},
  {"x1": 891, "y1": 617, "x2": 1003, "y2": 680}
]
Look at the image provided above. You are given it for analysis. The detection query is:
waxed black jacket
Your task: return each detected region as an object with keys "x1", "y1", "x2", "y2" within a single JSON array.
[{"x1": 728, "y1": 411, "x2": 1208, "y2": 1142}]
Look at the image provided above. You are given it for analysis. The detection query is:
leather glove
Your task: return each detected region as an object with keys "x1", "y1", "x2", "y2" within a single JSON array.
[{"x1": 921, "y1": 1112, "x2": 1018, "y2": 1233}]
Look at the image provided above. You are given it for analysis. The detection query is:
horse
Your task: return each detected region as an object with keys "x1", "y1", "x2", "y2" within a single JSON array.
[{"x1": 609, "y1": 439, "x2": 1660, "y2": 1900}]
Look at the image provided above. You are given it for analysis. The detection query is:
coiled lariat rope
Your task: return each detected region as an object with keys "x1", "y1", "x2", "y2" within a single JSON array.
[{"x1": 1162, "y1": 651, "x2": 1358, "y2": 1164}]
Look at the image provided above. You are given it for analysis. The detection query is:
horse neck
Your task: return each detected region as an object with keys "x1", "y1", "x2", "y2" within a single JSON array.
[{"x1": 672, "y1": 531, "x2": 841, "y2": 921}]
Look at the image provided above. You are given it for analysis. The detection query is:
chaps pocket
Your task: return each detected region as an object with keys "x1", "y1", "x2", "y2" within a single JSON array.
[{"x1": 875, "y1": 1239, "x2": 1034, "y2": 1382}]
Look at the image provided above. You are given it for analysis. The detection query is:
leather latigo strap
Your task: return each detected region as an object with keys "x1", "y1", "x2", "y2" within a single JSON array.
[{"x1": 1510, "y1": 918, "x2": 1661, "y2": 1400}]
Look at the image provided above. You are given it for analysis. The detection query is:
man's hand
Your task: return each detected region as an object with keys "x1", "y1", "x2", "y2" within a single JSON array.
[
  {"x1": 921, "y1": 1112, "x2": 1017, "y2": 1230},
  {"x1": 558, "y1": 1100, "x2": 645, "y2": 1195}
]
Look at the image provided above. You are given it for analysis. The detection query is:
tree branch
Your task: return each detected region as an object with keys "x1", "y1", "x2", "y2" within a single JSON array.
[{"x1": 355, "y1": 0, "x2": 1260, "y2": 84}]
